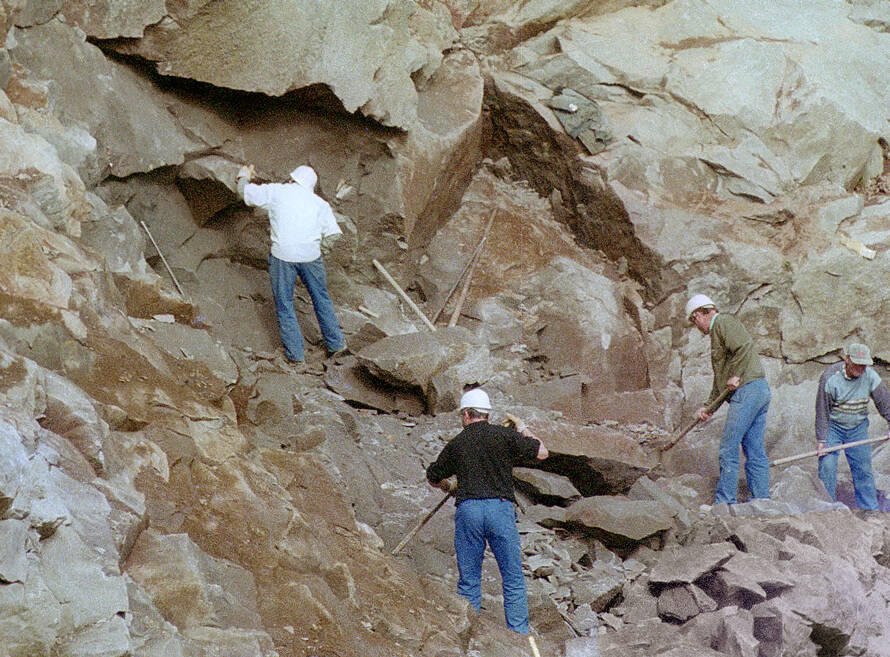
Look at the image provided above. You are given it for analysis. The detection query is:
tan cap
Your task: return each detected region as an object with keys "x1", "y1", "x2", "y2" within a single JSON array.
[{"x1": 846, "y1": 342, "x2": 873, "y2": 366}]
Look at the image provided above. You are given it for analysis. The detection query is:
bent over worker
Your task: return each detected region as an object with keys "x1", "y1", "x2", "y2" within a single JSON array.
[
  {"x1": 426, "y1": 388, "x2": 548, "y2": 634},
  {"x1": 236, "y1": 164, "x2": 347, "y2": 364},
  {"x1": 815, "y1": 342, "x2": 890, "y2": 510},
  {"x1": 686, "y1": 294, "x2": 771, "y2": 504}
]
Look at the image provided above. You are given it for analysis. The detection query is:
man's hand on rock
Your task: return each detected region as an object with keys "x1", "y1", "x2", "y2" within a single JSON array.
[{"x1": 504, "y1": 412, "x2": 528, "y2": 435}]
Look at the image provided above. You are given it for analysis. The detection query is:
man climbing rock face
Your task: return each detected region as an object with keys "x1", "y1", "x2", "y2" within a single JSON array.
[
  {"x1": 686, "y1": 294, "x2": 771, "y2": 505},
  {"x1": 426, "y1": 388, "x2": 548, "y2": 634},
  {"x1": 815, "y1": 342, "x2": 890, "y2": 510},
  {"x1": 236, "y1": 163, "x2": 347, "y2": 365}
]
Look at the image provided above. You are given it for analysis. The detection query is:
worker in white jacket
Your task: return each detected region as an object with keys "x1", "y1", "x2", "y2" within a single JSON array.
[{"x1": 236, "y1": 164, "x2": 346, "y2": 364}]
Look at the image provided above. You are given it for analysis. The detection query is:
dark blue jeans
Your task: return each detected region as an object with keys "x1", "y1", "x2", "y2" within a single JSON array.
[
  {"x1": 268, "y1": 254, "x2": 345, "y2": 362},
  {"x1": 454, "y1": 498, "x2": 529, "y2": 634},
  {"x1": 818, "y1": 419, "x2": 878, "y2": 510},
  {"x1": 715, "y1": 378, "x2": 771, "y2": 504}
]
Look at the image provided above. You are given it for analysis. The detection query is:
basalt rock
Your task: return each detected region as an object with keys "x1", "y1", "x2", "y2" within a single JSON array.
[{"x1": 355, "y1": 326, "x2": 494, "y2": 413}]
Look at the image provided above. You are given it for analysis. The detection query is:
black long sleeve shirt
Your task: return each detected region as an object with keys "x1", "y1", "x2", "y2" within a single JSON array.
[{"x1": 426, "y1": 421, "x2": 541, "y2": 504}]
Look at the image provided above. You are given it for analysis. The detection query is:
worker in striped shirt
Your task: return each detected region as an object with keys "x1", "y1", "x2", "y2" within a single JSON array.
[{"x1": 815, "y1": 342, "x2": 890, "y2": 510}]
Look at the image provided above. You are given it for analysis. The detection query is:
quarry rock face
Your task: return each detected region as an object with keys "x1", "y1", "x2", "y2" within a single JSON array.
[
  {"x1": 104, "y1": 0, "x2": 458, "y2": 130},
  {"x1": 8, "y1": 20, "x2": 199, "y2": 179},
  {"x1": 3, "y1": 1, "x2": 890, "y2": 656},
  {"x1": 59, "y1": 0, "x2": 167, "y2": 39}
]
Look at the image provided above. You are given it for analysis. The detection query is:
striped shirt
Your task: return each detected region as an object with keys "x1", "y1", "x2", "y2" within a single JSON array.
[{"x1": 815, "y1": 361, "x2": 890, "y2": 442}]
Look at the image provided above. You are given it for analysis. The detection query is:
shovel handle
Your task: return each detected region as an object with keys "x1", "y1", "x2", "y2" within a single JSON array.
[
  {"x1": 391, "y1": 491, "x2": 453, "y2": 555},
  {"x1": 770, "y1": 434, "x2": 890, "y2": 467},
  {"x1": 660, "y1": 387, "x2": 732, "y2": 452}
]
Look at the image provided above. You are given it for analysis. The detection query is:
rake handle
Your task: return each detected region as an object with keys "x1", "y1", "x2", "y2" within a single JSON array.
[{"x1": 660, "y1": 387, "x2": 732, "y2": 452}]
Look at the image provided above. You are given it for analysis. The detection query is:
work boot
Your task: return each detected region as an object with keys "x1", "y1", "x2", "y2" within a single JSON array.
[
  {"x1": 285, "y1": 360, "x2": 324, "y2": 376},
  {"x1": 325, "y1": 345, "x2": 350, "y2": 359}
]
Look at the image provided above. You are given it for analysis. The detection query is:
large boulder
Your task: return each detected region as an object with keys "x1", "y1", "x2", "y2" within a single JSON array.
[
  {"x1": 8, "y1": 20, "x2": 199, "y2": 178},
  {"x1": 515, "y1": 0, "x2": 890, "y2": 201},
  {"x1": 564, "y1": 495, "x2": 676, "y2": 550},
  {"x1": 59, "y1": 0, "x2": 165, "y2": 39},
  {"x1": 356, "y1": 326, "x2": 493, "y2": 412},
  {"x1": 59, "y1": 0, "x2": 166, "y2": 38},
  {"x1": 525, "y1": 256, "x2": 648, "y2": 391},
  {"x1": 649, "y1": 543, "x2": 738, "y2": 587},
  {"x1": 0, "y1": 119, "x2": 88, "y2": 237},
  {"x1": 104, "y1": 0, "x2": 458, "y2": 130},
  {"x1": 527, "y1": 418, "x2": 653, "y2": 495}
]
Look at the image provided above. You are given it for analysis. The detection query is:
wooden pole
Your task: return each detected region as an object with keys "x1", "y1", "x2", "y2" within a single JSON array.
[
  {"x1": 372, "y1": 258, "x2": 437, "y2": 332},
  {"x1": 433, "y1": 209, "x2": 497, "y2": 323},
  {"x1": 391, "y1": 491, "x2": 453, "y2": 555},
  {"x1": 140, "y1": 220, "x2": 185, "y2": 297},
  {"x1": 447, "y1": 257, "x2": 479, "y2": 327},
  {"x1": 447, "y1": 211, "x2": 497, "y2": 327},
  {"x1": 659, "y1": 387, "x2": 732, "y2": 452},
  {"x1": 528, "y1": 636, "x2": 542, "y2": 657},
  {"x1": 770, "y1": 434, "x2": 890, "y2": 468}
]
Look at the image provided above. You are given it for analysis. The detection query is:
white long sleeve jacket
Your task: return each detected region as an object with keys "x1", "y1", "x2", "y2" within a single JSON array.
[{"x1": 241, "y1": 180, "x2": 341, "y2": 263}]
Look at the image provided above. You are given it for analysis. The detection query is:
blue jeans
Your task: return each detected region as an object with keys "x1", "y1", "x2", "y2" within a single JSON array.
[
  {"x1": 454, "y1": 498, "x2": 529, "y2": 634},
  {"x1": 268, "y1": 254, "x2": 345, "y2": 362},
  {"x1": 818, "y1": 419, "x2": 878, "y2": 510},
  {"x1": 715, "y1": 377, "x2": 770, "y2": 504}
]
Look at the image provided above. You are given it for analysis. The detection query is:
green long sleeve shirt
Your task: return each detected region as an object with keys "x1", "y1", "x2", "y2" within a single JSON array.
[{"x1": 707, "y1": 313, "x2": 765, "y2": 405}]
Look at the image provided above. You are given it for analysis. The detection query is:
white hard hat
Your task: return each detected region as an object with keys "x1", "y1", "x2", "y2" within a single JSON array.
[
  {"x1": 459, "y1": 388, "x2": 491, "y2": 412},
  {"x1": 685, "y1": 294, "x2": 716, "y2": 321},
  {"x1": 290, "y1": 165, "x2": 317, "y2": 190}
]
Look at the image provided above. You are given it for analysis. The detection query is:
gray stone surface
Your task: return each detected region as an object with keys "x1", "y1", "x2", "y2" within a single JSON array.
[
  {"x1": 656, "y1": 584, "x2": 700, "y2": 623},
  {"x1": 781, "y1": 248, "x2": 890, "y2": 363},
  {"x1": 0, "y1": 519, "x2": 29, "y2": 583},
  {"x1": 60, "y1": 0, "x2": 167, "y2": 38},
  {"x1": 79, "y1": 193, "x2": 155, "y2": 281},
  {"x1": 54, "y1": 614, "x2": 132, "y2": 657},
  {"x1": 728, "y1": 525, "x2": 794, "y2": 562},
  {"x1": 525, "y1": 417, "x2": 653, "y2": 494},
  {"x1": 126, "y1": 529, "x2": 265, "y2": 634},
  {"x1": 682, "y1": 607, "x2": 758, "y2": 657},
  {"x1": 323, "y1": 355, "x2": 426, "y2": 416},
  {"x1": 514, "y1": 467, "x2": 581, "y2": 503},
  {"x1": 9, "y1": 21, "x2": 198, "y2": 178},
  {"x1": 129, "y1": 318, "x2": 238, "y2": 386},
  {"x1": 9, "y1": 455, "x2": 70, "y2": 538},
  {"x1": 568, "y1": 564, "x2": 623, "y2": 612},
  {"x1": 176, "y1": 155, "x2": 242, "y2": 225},
  {"x1": 628, "y1": 475, "x2": 702, "y2": 514},
  {"x1": 564, "y1": 635, "x2": 599, "y2": 657},
  {"x1": 107, "y1": 0, "x2": 458, "y2": 130},
  {"x1": 0, "y1": 421, "x2": 29, "y2": 513},
  {"x1": 565, "y1": 496, "x2": 675, "y2": 544},
  {"x1": 40, "y1": 369, "x2": 110, "y2": 473},
  {"x1": 649, "y1": 543, "x2": 737, "y2": 586},
  {"x1": 356, "y1": 326, "x2": 493, "y2": 412},
  {"x1": 524, "y1": 256, "x2": 648, "y2": 391},
  {"x1": 0, "y1": 120, "x2": 87, "y2": 236},
  {"x1": 40, "y1": 525, "x2": 129, "y2": 633}
]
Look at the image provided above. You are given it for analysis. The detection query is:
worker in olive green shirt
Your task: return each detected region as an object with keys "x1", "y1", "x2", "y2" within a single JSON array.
[{"x1": 686, "y1": 294, "x2": 770, "y2": 504}]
